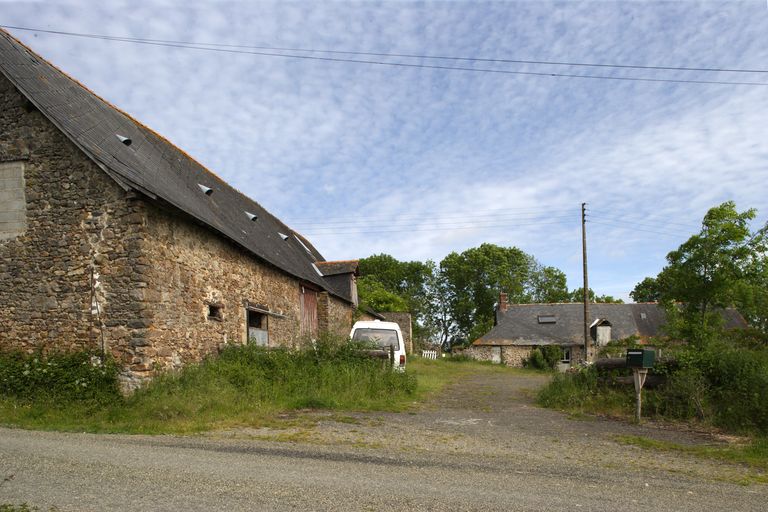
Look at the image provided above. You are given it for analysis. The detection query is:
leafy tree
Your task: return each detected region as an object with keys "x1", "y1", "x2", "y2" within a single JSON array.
[
  {"x1": 568, "y1": 287, "x2": 624, "y2": 304},
  {"x1": 656, "y1": 201, "x2": 766, "y2": 334},
  {"x1": 421, "y1": 262, "x2": 458, "y2": 349},
  {"x1": 439, "y1": 244, "x2": 532, "y2": 343},
  {"x1": 358, "y1": 254, "x2": 431, "y2": 314},
  {"x1": 529, "y1": 265, "x2": 570, "y2": 303},
  {"x1": 438, "y1": 243, "x2": 569, "y2": 343},
  {"x1": 356, "y1": 276, "x2": 409, "y2": 314},
  {"x1": 630, "y1": 277, "x2": 661, "y2": 303}
]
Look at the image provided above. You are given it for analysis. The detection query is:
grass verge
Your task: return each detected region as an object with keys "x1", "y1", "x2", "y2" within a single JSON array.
[
  {"x1": 0, "y1": 347, "x2": 518, "y2": 434},
  {"x1": 615, "y1": 435, "x2": 768, "y2": 484}
]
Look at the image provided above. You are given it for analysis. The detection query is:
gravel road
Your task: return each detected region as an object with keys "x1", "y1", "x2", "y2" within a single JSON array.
[{"x1": 1, "y1": 371, "x2": 765, "y2": 511}]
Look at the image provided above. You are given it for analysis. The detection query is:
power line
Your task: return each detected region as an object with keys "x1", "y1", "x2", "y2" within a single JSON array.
[
  {"x1": 286, "y1": 205, "x2": 577, "y2": 223},
  {"x1": 290, "y1": 212, "x2": 578, "y2": 228},
  {"x1": 588, "y1": 214, "x2": 695, "y2": 235},
  {"x1": 588, "y1": 208, "x2": 701, "y2": 229},
  {"x1": 587, "y1": 219, "x2": 688, "y2": 238},
  {"x1": 300, "y1": 219, "x2": 579, "y2": 236},
  {"x1": 3, "y1": 25, "x2": 767, "y2": 87},
  {"x1": 5, "y1": 24, "x2": 767, "y2": 75}
]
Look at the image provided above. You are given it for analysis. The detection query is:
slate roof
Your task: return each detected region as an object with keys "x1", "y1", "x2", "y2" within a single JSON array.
[
  {"x1": 474, "y1": 303, "x2": 748, "y2": 346},
  {"x1": 0, "y1": 29, "x2": 353, "y2": 302}
]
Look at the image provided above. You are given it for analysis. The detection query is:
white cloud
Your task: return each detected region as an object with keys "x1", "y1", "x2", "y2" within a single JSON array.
[{"x1": 3, "y1": 0, "x2": 767, "y2": 300}]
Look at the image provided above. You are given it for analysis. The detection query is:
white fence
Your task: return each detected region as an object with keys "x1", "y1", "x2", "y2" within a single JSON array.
[{"x1": 421, "y1": 350, "x2": 438, "y2": 360}]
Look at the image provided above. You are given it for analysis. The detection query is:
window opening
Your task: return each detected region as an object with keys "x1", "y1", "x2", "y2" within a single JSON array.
[
  {"x1": 0, "y1": 161, "x2": 27, "y2": 240},
  {"x1": 537, "y1": 315, "x2": 557, "y2": 324},
  {"x1": 207, "y1": 304, "x2": 223, "y2": 321},
  {"x1": 561, "y1": 348, "x2": 571, "y2": 363},
  {"x1": 247, "y1": 309, "x2": 269, "y2": 346}
]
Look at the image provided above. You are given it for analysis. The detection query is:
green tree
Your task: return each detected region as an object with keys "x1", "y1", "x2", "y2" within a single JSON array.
[
  {"x1": 529, "y1": 265, "x2": 570, "y2": 303},
  {"x1": 568, "y1": 287, "x2": 624, "y2": 303},
  {"x1": 356, "y1": 276, "x2": 409, "y2": 313},
  {"x1": 630, "y1": 277, "x2": 661, "y2": 303},
  {"x1": 358, "y1": 254, "x2": 431, "y2": 314},
  {"x1": 440, "y1": 244, "x2": 532, "y2": 343},
  {"x1": 422, "y1": 262, "x2": 457, "y2": 349},
  {"x1": 656, "y1": 202, "x2": 766, "y2": 333},
  {"x1": 439, "y1": 243, "x2": 568, "y2": 344}
]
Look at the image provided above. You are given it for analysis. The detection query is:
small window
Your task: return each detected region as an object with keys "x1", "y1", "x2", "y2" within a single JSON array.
[
  {"x1": 0, "y1": 161, "x2": 27, "y2": 240},
  {"x1": 247, "y1": 309, "x2": 268, "y2": 346},
  {"x1": 640, "y1": 312, "x2": 647, "y2": 320},
  {"x1": 537, "y1": 315, "x2": 557, "y2": 324},
  {"x1": 561, "y1": 348, "x2": 571, "y2": 363},
  {"x1": 208, "y1": 304, "x2": 223, "y2": 321}
]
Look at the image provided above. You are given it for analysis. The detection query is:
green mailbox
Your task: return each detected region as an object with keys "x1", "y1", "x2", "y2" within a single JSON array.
[{"x1": 626, "y1": 349, "x2": 655, "y2": 369}]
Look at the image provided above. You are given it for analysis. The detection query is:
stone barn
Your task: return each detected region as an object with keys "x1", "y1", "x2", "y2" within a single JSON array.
[{"x1": 0, "y1": 29, "x2": 359, "y2": 390}]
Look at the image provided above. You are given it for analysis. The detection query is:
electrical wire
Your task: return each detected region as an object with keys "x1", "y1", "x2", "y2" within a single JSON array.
[
  {"x1": 300, "y1": 218, "x2": 580, "y2": 236},
  {"x1": 587, "y1": 214, "x2": 696, "y2": 235},
  {"x1": 587, "y1": 219, "x2": 689, "y2": 238},
  {"x1": 2, "y1": 25, "x2": 767, "y2": 87},
  {"x1": 4, "y1": 25, "x2": 767, "y2": 74},
  {"x1": 286, "y1": 205, "x2": 578, "y2": 223},
  {"x1": 290, "y1": 213, "x2": 578, "y2": 229},
  {"x1": 588, "y1": 208, "x2": 702, "y2": 229}
]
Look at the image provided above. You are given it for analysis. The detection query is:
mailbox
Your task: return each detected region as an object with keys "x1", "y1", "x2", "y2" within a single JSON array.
[{"x1": 626, "y1": 349, "x2": 655, "y2": 369}]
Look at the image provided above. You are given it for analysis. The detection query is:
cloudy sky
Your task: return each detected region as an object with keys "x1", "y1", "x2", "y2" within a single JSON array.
[{"x1": 2, "y1": 1, "x2": 767, "y2": 300}]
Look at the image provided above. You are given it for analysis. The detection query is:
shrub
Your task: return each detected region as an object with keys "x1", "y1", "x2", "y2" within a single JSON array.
[
  {"x1": 539, "y1": 336, "x2": 768, "y2": 435},
  {"x1": 525, "y1": 346, "x2": 562, "y2": 370},
  {"x1": 0, "y1": 350, "x2": 120, "y2": 403}
]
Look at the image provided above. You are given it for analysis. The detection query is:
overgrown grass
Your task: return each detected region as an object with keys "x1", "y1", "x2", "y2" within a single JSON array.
[
  {"x1": 0, "y1": 347, "x2": 529, "y2": 434},
  {"x1": 0, "y1": 337, "x2": 416, "y2": 434}
]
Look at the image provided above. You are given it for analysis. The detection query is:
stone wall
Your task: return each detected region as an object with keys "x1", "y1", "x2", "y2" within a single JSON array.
[
  {"x1": 463, "y1": 346, "x2": 497, "y2": 363},
  {"x1": 500, "y1": 346, "x2": 533, "y2": 367},
  {"x1": 0, "y1": 74, "x2": 356, "y2": 391},
  {"x1": 0, "y1": 74, "x2": 146, "y2": 372},
  {"x1": 318, "y1": 292, "x2": 354, "y2": 338},
  {"x1": 467, "y1": 344, "x2": 583, "y2": 368},
  {"x1": 381, "y1": 312, "x2": 413, "y2": 354}
]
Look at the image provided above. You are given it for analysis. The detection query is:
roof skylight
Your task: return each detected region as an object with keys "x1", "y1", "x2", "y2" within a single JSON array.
[
  {"x1": 278, "y1": 232, "x2": 289, "y2": 241},
  {"x1": 537, "y1": 315, "x2": 557, "y2": 324},
  {"x1": 116, "y1": 134, "x2": 132, "y2": 146},
  {"x1": 245, "y1": 211, "x2": 258, "y2": 221},
  {"x1": 197, "y1": 184, "x2": 213, "y2": 196}
]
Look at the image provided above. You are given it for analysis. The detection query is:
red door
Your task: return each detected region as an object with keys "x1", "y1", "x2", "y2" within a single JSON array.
[{"x1": 300, "y1": 286, "x2": 318, "y2": 338}]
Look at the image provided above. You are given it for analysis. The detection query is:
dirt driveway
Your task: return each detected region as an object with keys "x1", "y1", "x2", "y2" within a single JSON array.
[{"x1": 1, "y1": 369, "x2": 765, "y2": 511}]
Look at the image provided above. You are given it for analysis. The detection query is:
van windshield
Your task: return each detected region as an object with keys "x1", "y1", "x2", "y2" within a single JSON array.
[{"x1": 352, "y1": 328, "x2": 400, "y2": 351}]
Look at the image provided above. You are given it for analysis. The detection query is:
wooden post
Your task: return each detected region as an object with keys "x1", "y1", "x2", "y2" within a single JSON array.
[
  {"x1": 581, "y1": 203, "x2": 591, "y2": 362},
  {"x1": 633, "y1": 368, "x2": 648, "y2": 422}
]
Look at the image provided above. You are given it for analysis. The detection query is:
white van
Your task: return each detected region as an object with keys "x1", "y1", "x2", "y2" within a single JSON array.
[{"x1": 350, "y1": 320, "x2": 406, "y2": 371}]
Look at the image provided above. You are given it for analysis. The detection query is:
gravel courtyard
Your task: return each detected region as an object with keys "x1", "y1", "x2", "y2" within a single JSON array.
[{"x1": 1, "y1": 370, "x2": 765, "y2": 511}]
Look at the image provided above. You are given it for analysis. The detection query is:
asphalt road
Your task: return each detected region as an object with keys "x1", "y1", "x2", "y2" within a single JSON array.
[{"x1": 1, "y1": 372, "x2": 766, "y2": 511}]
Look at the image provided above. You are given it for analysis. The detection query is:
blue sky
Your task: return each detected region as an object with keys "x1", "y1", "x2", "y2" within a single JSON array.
[{"x1": 2, "y1": 1, "x2": 767, "y2": 300}]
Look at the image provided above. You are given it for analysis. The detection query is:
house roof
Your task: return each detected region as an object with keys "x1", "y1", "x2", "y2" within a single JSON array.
[
  {"x1": 474, "y1": 303, "x2": 747, "y2": 347},
  {"x1": 0, "y1": 29, "x2": 353, "y2": 302}
]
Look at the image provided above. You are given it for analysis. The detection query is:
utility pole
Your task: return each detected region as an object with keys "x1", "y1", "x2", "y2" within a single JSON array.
[{"x1": 581, "y1": 203, "x2": 591, "y2": 362}]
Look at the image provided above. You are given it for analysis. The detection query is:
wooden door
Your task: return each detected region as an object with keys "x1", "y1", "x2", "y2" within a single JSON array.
[{"x1": 300, "y1": 286, "x2": 318, "y2": 338}]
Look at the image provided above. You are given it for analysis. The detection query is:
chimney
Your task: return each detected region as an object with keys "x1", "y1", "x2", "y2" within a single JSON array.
[{"x1": 498, "y1": 292, "x2": 508, "y2": 313}]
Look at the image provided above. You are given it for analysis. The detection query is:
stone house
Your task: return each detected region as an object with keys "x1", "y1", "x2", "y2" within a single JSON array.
[
  {"x1": 0, "y1": 29, "x2": 359, "y2": 390},
  {"x1": 466, "y1": 293, "x2": 748, "y2": 367}
]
